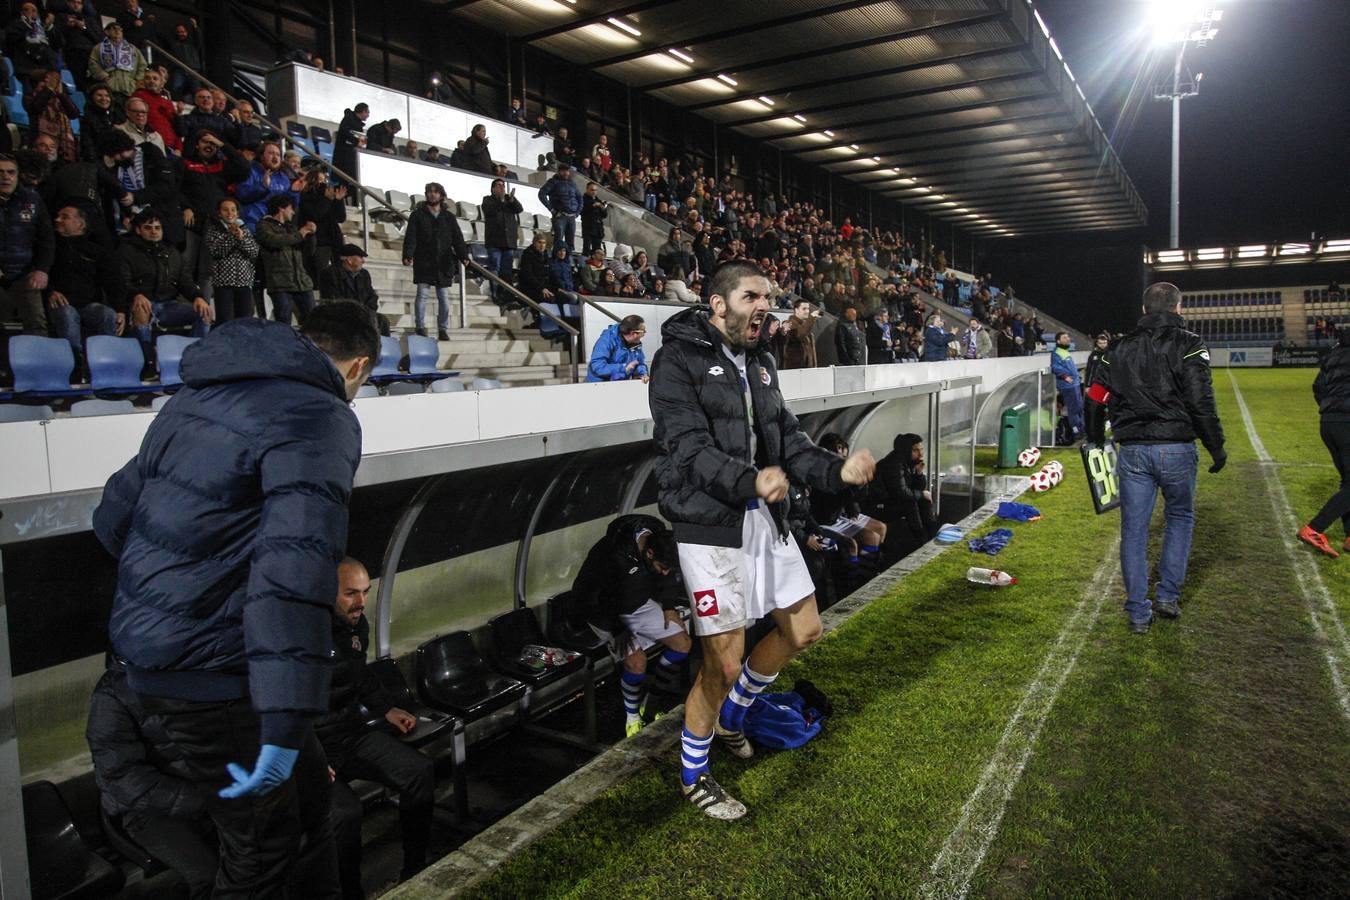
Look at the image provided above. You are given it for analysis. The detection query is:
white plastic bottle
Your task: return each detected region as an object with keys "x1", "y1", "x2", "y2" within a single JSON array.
[{"x1": 966, "y1": 567, "x2": 1016, "y2": 586}]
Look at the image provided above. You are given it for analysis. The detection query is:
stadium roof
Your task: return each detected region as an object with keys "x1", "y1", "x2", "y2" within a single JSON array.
[{"x1": 447, "y1": 0, "x2": 1147, "y2": 238}]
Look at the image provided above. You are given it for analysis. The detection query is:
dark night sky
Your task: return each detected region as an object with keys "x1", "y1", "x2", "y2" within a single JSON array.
[{"x1": 1032, "y1": 0, "x2": 1350, "y2": 247}]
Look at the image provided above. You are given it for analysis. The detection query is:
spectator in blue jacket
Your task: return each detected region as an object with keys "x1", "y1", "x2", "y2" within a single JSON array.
[
  {"x1": 0, "y1": 153, "x2": 54, "y2": 335},
  {"x1": 587, "y1": 314, "x2": 648, "y2": 383},
  {"x1": 1051, "y1": 330, "x2": 1083, "y2": 440},
  {"x1": 233, "y1": 140, "x2": 300, "y2": 232},
  {"x1": 538, "y1": 162, "x2": 581, "y2": 253},
  {"x1": 92, "y1": 303, "x2": 380, "y2": 898},
  {"x1": 922, "y1": 311, "x2": 956, "y2": 362},
  {"x1": 549, "y1": 244, "x2": 576, "y2": 294}
]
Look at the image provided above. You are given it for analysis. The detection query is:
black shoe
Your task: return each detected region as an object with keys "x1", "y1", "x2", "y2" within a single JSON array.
[
  {"x1": 1154, "y1": 600, "x2": 1180, "y2": 619},
  {"x1": 139, "y1": 360, "x2": 158, "y2": 382},
  {"x1": 438, "y1": 329, "x2": 450, "y2": 341},
  {"x1": 1128, "y1": 617, "x2": 1152, "y2": 635},
  {"x1": 415, "y1": 327, "x2": 427, "y2": 337}
]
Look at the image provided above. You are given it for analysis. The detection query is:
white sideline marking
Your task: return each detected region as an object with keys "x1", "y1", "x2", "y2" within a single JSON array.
[
  {"x1": 918, "y1": 539, "x2": 1121, "y2": 900},
  {"x1": 1227, "y1": 370, "x2": 1350, "y2": 723}
]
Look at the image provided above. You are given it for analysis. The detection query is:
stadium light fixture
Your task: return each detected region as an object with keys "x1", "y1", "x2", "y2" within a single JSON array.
[
  {"x1": 871, "y1": 155, "x2": 881, "y2": 162},
  {"x1": 667, "y1": 48, "x2": 694, "y2": 64},
  {"x1": 1236, "y1": 244, "x2": 1269, "y2": 258},
  {"x1": 822, "y1": 130, "x2": 835, "y2": 137},
  {"x1": 606, "y1": 17, "x2": 642, "y2": 37},
  {"x1": 717, "y1": 73, "x2": 738, "y2": 86},
  {"x1": 1156, "y1": 249, "x2": 1187, "y2": 262},
  {"x1": 1278, "y1": 242, "x2": 1310, "y2": 256},
  {"x1": 1195, "y1": 247, "x2": 1225, "y2": 260},
  {"x1": 793, "y1": 114, "x2": 807, "y2": 123},
  {"x1": 757, "y1": 96, "x2": 775, "y2": 107},
  {"x1": 849, "y1": 143, "x2": 860, "y2": 150},
  {"x1": 1322, "y1": 239, "x2": 1350, "y2": 252},
  {"x1": 890, "y1": 168, "x2": 901, "y2": 174}
]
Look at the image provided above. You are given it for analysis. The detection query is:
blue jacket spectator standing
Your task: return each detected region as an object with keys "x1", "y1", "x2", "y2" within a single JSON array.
[
  {"x1": 93, "y1": 306, "x2": 380, "y2": 898},
  {"x1": 1051, "y1": 331, "x2": 1084, "y2": 439},
  {"x1": 538, "y1": 162, "x2": 582, "y2": 253},
  {"x1": 587, "y1": 316, "x2": 648, "y2": 382},
  {"x1": 234, "y1": 142, "x2": 301, "y2": 232},
  {"x1": 0, "y1": 157, "x2": 54, "y2": 335},
  {"x1": 921, "y1": 313, "x2": 955, "y2": 362}
]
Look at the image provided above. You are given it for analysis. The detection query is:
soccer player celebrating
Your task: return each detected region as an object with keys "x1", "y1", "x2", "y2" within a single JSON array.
[{"x1": 649, "y1": 259, "x2": 876, "y2": 819}]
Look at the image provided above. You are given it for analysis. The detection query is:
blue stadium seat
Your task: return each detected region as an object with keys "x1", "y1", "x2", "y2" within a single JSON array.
[
  {"x1": 71, "y1": 90, "x2": 85, "y2": 115},
  {"x1": 286, "y1": 120, "x2": 310, "y2": 142},
  {"x1": 3, "y1": 93, "x2": 28, "y2": 127},
  {"x1": 430, "y1": 378, "x2": 465, "y2": 393},
  {"x1": 156, "y1": 335, "x2": 198, "y2": 387},
  {"x1": 384, "y1": 380, "x2": 425, "y2": 396},
  {"x1": 472, "y1": 377, "x2": 503, "y2": 390},
  {"x1": 315, "y1": 138, "x2": 333, "y2": 162},
  {"x1": 367, "y1": 335, "x2": 402, "y2": 381},
  {"x1": 406, "y1": 334, "x2": 440, "y2": 375},
  {"x1": 537, "y1": 302, "x2": 564, "y2": 340},
  {"x1": 354, "y1": 384, "x2": 379, "y2": 399},
  {"x1": 9, "y1": 336, "x2": 86, "y2": 396},
  {"x1": 85, "y1": 336, "x2": 146, "y2": 393},
  {"x1": 71, "y1": 398, "x2": 137, "y2": 416},
  {"x1": 310, "y1": 125, "x2": 333, "y2": 144}
]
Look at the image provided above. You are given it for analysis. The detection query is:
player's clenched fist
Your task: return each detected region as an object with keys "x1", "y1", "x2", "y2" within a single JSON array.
[
  {"x1": 755, "y1": 466, "x2": 790, "y2": 503},
  {"x1": 840, "y1": 449, "x2": 876, "y2": 486}
]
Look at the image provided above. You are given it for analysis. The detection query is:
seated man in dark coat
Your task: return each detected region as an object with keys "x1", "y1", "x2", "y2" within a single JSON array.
[
  {"x1": 320, "y1": 558, "x2": 436, "y2": 890},
  {"x1": 319, "y1": 243, "x2": 389, "y2": 335}
]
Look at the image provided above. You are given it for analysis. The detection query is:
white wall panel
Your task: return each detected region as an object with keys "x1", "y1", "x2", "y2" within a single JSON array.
[
  {"x1": 294, "y1": 66, "x2": 408, "y2": 128},
  {"x1": 357, "y1": 153, "x2": 551, "y2": 218},
  {"x1": 476, "y1": 381, "x2": 650, "y2": 440},
  {"x1": 354, "y1": 393, "x2": 479, "y2": 454},
  {"x1": 45, "y1": 414, "x2": 153, "y2": 493},
  {"x1": 0, "y1": 422, "x2": 52, "y2": 500},
  {"x1": 405, "y1": 97, "x2": 469, "y2": 153}
]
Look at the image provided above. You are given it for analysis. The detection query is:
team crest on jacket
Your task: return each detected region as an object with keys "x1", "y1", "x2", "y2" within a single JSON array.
[
  {"x1": 708, "y1": 365, "x2": 724, "y2": 376},
  {"x1": 352, "y1": 635, "x2": 362, "y2": 651},
  {"x1": 760, "y1": 369, "x2": 772, "y2": 386},
  {"x1": 693, "y1": 589, "x2": 719, "y2": 617}
]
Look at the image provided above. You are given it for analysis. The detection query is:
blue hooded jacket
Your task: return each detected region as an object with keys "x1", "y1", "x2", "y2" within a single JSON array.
[
  {"x1": 587, "y1": 322, "x2": 647, "y2": 382},
  {"x1": 922, "y1": 324, "x2": 955, "y2": 362},
  {"x1": 93, "y1": 319, "x2": 362, "y2": 748}
]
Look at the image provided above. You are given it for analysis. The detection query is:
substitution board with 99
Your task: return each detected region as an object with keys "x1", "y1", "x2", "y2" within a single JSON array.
[{"x1": 1080, "y1": 438, "x2": 1121, "y2": 514}]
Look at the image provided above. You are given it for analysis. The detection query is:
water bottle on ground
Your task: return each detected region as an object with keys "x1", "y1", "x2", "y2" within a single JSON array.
[{"x1": 966, "y1": 567, "x2": 1016, "y2": 586}]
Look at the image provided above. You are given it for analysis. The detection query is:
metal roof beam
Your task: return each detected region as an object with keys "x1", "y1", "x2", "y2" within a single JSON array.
[
  {"x1": 759, "y1": 102, "x2": 1062, "y2": 151},
  {"x1": 518, "y1": 0, "x2": 682, "y2": 43}
]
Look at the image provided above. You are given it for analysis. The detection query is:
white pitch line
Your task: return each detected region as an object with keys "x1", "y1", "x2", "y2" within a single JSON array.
[
  {"x1": 1227, "y1": 370, "x2": 1350, "y2": 724},
  {"x1": 917, "y1": 538, "x2": 1121, "y2": 900}
]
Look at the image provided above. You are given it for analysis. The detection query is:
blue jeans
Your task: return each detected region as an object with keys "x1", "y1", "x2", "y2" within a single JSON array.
[
  {"x1": 1059, "y1": 385, "x2": 1084, "y2": 437},
  {"x1": 551, "y1": 215, "x2": 576, "y2": 253},
  {"x1": 136, "y1": 300, "x2": 210, "y2": 348},
  {"x1": 486, "y1": 248, "x2": 514, "y2": 301},
  {"x1": 271, "y1": 290, "x2": 315, "y2": 325},
  {"x1": 1118, "y1": 442, "x2": 1198, "y2": 623},
  {"x1": 47, "y1": 302, "x2": 116, "y2": 356},
  {"x1": 414, "y1": 284, "x2": 450, "y2": 332},
  {"x1": 644, "y1": 194, "x2": 657, "y2": 212}
]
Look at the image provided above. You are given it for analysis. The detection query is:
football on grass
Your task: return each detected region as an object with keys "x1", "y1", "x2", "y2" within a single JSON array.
[
  {"x1": 1045, "y1": 459, "x2": 1064, "y2": 475},
  {"x1": 1029, "y1": 470, "x2": 1052, "y2": 492},
  {"x1": 1017, "y1": 447, "x2": 1042, "y2": 468},
  {"x1": 1047, "y1": 466, "x2": 1064, "y2": 486}
]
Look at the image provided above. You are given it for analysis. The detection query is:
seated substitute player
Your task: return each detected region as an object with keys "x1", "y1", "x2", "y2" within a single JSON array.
[
  {"x1": 811, "y1": 432, "x2": 887, "y2": 566},
  {"x1": 649, "y1": 259, "x2": 876, "y2": 820},
  {"x1": 319, "y1": 558, "x2": 435, "y2": 892},
  {"x1": 572, "y1": 514, "x2": 691, "y2": 737}
]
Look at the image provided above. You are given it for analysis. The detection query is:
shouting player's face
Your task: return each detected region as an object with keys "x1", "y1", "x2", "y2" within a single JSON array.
[{"x1": 713, "y1": 275, "x2": 772, "y2": 351}]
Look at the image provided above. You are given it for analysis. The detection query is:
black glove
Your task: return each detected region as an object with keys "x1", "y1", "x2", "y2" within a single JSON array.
[{"x1": 1208, "y1": 452, "x2": 1227, "y2": 474}]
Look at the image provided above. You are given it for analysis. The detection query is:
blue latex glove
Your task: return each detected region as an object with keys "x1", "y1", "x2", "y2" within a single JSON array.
[{"x1": 218, "y1": 744, "x2": 300, "y2": 799}]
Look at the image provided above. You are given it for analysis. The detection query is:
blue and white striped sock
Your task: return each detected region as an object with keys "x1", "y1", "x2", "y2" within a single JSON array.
[
  {"x1": 718, "y1": 663, "x2": 777, "y2": 733},
  {"x1": 680, "y1": 727, "x2": 714, "y2": 786},
  {"x1": 620, "y1": 670, "x2": 646, "y2": 722}
]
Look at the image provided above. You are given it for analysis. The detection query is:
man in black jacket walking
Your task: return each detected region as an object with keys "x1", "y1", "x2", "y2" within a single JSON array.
[
  {"x1": 1299, "y1": 323, "x2": 1350, "y2": 556},
  {"x1": 1086, "y1": 282, "x2": 1225, "y2": 634},
  {"x1": 649, "y1": 259, "x2": 875, "y2": 819},
  {"x1": 402, "y1": 182, "x2": 467, "y2": 340}
]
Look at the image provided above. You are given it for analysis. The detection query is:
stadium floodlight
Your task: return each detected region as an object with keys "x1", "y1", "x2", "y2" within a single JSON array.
[
  {"x1": 793, "y1": 114, "x2": 807, "y2": 123},
  {"x1": 849, "y1": 143, "x2": 859, "y2": 150},
  {"x1": 757, "y1": 96, "x2": 775, "y2": 107},
  {"x1": 667, "y1": 48, "x2": 693, "y2": 64},
  {"x1": 606, "y1": 17, "x2": 641, "y2": 37},
  {"x1": 1196, "y1": 247, "x2": 1226, "y2": 260},
  {"x1": 1278, "y1": 243, "x2": 1310, "y2": 256},
  {"x1": 822, "y1": 130, "x2": 835, "y2": 137},
  {"x1": 716, "y1": 73, "x2": 738, "y2": 86},
  {"x1": 1322, "y1": 239, "x2": 1350, "y2": 253},
  {"x1": 1237, "y1": 244, "x2": 1269, "y2": 258},
  {"x1": 871, "y1": 155, "x2": 881, "y2": 162},
  {"x1": 1156, "y1": 250, "x2": 1187, "y2": 263},
  {"x1": 1151, "y1": 2, "x2": 1223, "y2": 247}
]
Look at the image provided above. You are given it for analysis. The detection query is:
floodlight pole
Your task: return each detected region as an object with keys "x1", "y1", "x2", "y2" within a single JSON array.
[{"x1": 1169, "y1": 49, "x2": 1182, "y2": 248}]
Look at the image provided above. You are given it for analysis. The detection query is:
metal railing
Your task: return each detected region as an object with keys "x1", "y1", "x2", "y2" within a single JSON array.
[{"x1": 464, "y1": 260, "x2": 581, "y2": 383}]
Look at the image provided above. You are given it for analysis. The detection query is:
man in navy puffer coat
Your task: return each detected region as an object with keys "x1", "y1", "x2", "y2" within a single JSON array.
[{"x1": 93, "y1": 302, "x2": 379, "y2": 898}]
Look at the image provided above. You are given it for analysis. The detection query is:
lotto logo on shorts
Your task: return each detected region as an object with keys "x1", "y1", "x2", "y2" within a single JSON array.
[{"x1": 693, "y1": 589, "x2": 719, "y2": 617}]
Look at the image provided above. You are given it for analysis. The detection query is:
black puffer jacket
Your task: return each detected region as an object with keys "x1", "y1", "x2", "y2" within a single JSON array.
[
  {"x1": 571, "y1": 514, "x2": 681, "y2": 630},
  {"x1": 877, "y1": 434, "x2": 933, "y2": 545},
  {"x1": 313, "y1": 613, "x2": 392, "y2": 758},
  {"x1": 649, "y1": 308, "x2": 845, "y2": 546},
  {"x1": 1085, "y1": 311, "x2": 1224, "y2": 458},
  {"x1": 834, "y1": 319, "x2": 866, "y2": 366},
  {"x1": 481, "y1": 191, "x2": 523, "y2": 249},
  {"x1": 94, "y1": 320, "x2": 361, "y2": 747},
  {"x1": 86, "y1": 665, "x2": 203, "y2": 821},
  {"x1": 402, "y1": 202, "x2": 468, "y2": 286},
  {"x1": 1313, "y1": 335, "x2": 1350, "y2": 422}
]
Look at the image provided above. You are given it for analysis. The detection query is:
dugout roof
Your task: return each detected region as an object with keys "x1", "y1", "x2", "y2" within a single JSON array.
[{"x1": 446, "y1": 0, "x2": 1147, "y2": 238}]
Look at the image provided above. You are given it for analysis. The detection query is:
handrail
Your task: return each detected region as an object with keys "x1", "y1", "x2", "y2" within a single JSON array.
[
  {"x1": 145, "y1": 40, "x2": 405, "y2": 225},
  {"x1": 464, "y1": 259, "x2": 581, "y2": 384}
]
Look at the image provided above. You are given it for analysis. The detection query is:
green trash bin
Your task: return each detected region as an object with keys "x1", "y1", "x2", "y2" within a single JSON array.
[{"x1": 998, "y1": 402, "x2": 1032, "y2": 468}]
